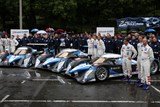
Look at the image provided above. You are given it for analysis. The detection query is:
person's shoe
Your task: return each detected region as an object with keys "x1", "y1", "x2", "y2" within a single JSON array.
[{"x1": 143, "y1": 84, "x2": 149, "y2": 90}]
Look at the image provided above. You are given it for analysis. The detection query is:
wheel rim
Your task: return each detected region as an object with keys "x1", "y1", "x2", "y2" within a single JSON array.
[
  {"x1": 151, "y1": 61, "x2": 158, "y2": 74},
  {"x1": 96, "y1": 67, "x2": 108, "y2": 81}
]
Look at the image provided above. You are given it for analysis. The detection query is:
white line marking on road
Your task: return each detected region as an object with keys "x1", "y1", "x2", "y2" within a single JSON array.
[
  {"x1": 57, "y1": 76, "x2": 66, "y2": 84},
  {"x1": 32, "y1": 79, "x2": 59, "y2": 81},
  {"x1": 111, "y1": 79, "x2": 160, "y2": 82},
  {"x1": 151, "y1": 85, "x2": 160, "y2": 94},
  {"x1": 0, "y1": 95, "x2": 10, "y2": 103},
  {"x1": 2, "y1": 100, "x2": 160, "y2": 104},
  {"x1": 21, "y1": 80, "x2": 26, "y2": 84},
  {"x1": 32, "y1": 78, "x2": 72, "y2": 85},
  {"x1": 67, "y1": 82, "x2": 71, "y2": 85}
]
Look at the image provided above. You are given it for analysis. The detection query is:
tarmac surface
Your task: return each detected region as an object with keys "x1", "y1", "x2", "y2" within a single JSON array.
[{"x1": 0, "y1": 67, "x2": 160, "y2": 107}]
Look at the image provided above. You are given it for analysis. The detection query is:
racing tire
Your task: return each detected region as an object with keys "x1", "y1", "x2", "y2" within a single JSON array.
[
  {"x1": 150, "y1": 60, "x2": 159, "y2": 74},
  {"x1": 95, "y1": 67, "x2": 109, "y2": 81}
]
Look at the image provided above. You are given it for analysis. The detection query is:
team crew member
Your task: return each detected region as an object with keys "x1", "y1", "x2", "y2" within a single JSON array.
[
  {"x1": 92, "y1": 34, "x2": 98, "y2": 58},
  {"x1": 139, "y1": 38, "x2": 154, "y2": 90},
  {"x1": 3, "y1": 35, "x2": 10, "y2": 52},
  {"x1": 16, "y1": 35, "x2": 22, "y2": 48},
  {"x1": 10, "y1": 36, "x2": 19, "y2": 53},
  {"x1": 0, "y1": 37, "x2": 3, "y2": 52},
  {"x1": 121, "y1": 38, "x2": 137, "y2": 82},
  {"x1": 97, "y1": 35, "x2": 105, "y2": 57},
  {"x1": 105, "y1": 33, "x2": 113, "y2": 53},
  {"x1": 87, "y1": 35, "x2": 93, "y2": 56},
  {"x1": 21, "y1": 34, "x2": 29, "y2": 46},
  {"x1": 136, "y1": 34, "x2": 144, "y2": 84},
  {"x1": 150, "y1": 37, "x2": 160, "y2": 59}
]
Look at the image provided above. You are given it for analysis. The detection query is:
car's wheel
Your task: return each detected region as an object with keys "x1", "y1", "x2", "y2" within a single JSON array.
[
  {"x1": 95, "y1": 67, "x2": 109, "y2": 81},
  {"x1": 150, "y1": 60, "x2": 159, "y2": 74}
]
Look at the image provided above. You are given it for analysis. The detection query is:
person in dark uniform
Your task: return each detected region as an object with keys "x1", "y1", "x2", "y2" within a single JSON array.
[
  {"x1": 54, "y1": 34, "x2": 60, "y2": 54},
  {"x1": 150, "y1": 37, "x2": 160, "y2": 59},
  {"x1": 32, "y1": 34, "x2": 41, "y2": 51},
  {"x1": 48, "y1": 36, "x2": 55, "y2": 50},
  {"x1": 71, "y1": 35, "x2": 79, "y2": 49},
  {"x1": 65, "y1": 35, "x2": 71, "y2": 48},
  {"x1": 79, "y1": 34, "x2": 87, "y2": 52},
  {"x1": 130, "y1": 35, "x2": 139, "y2": 50},
  {"x1": 16, "y1": 35, "x2": 22, "y2": 48},
  {"x1": 112, "y1": 34, "x2": 124, "y2": 54},
  {"x1": 105, "y1": 33, "x2": 114, "y2": 53},
  {"x1": 113, "y1": 35, "x2": 120, "y2": 54},
  {"x1": 21, "y1": 34, "x2": 29, "y2": 46},
  {"x1": 28, "y1": 33, "x2": 34, "y2": 43},
  {"x1": 43, "y1": 34, "x2": 50, "y2": 49}
]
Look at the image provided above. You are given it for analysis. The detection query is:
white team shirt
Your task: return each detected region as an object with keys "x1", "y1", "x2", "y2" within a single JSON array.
[
  {"x1": 137, "y1": 42, "x2": 143, "y2": 58},
  {"x1": 141, "y1": 44, "x2": 154, "y2": 61},
  {"x1": 121, "y1": 43, "x2": 137, "y2": 59}
]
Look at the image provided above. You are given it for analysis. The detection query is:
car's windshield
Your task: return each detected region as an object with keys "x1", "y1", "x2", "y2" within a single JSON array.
[
  {"x1": 56, "y1": 52, "x2": 70, "y2": 58},
  {"x1": 93, "y1": 57, "x2": 106, "y2": 64},
  {"x1": 14, "y1": 49, "x2": 28, "y2": 55}
]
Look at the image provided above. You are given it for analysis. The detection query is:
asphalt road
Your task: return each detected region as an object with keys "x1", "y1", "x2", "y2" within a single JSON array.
[{"x1": 0, "y1": 67, "x2": 160, "y2": 107}]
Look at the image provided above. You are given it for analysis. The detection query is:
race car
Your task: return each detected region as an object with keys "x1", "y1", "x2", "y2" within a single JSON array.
[
  {"x1": 150, "y1": 59, "x2": 160, "y2": 74},
  {"x1": 4, "y1": 47, "x2": 37, "y2": 68},
  {"x1": 34, "y1": 48, "x2": 55, "y2": 68},
  {"x1": 65, "y1": 53, "x2": 138, "y2": 84},
  {"x1": 35, "y1": 49, "x2": 89, "y2": 73}
]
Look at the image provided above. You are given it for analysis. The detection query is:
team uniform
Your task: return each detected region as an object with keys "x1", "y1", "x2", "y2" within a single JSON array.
[
  {"x1": 21, "y1": 37, "x2": 29, "y2": 46},
  {"x1": 10, "y1": 39, "x2": 19, "y2": 53},
  {"x1": 92, "y1": 39, "x2": 98, "y2": 58},
  {"x1": 137, "y1": 42, "x2": 143, "y2": 83},
  {"x1": 87, "y1": 38, "x2": 94, "y2": 55},
  {"x1": 0, "y1": 38, "x2": 4, "y2": 52},
  {"x1": 121, "y1": 43, "x2": 137, "y2": 80},
  {"x1": 105, "y1": 38, "x2": 113, "y2": 53},
  {"x1": 97, "y1": 39, "x2": 105, "y2": 57},
  {"x1": 3, "y1": 38, "x2": 10, "y2": 52},
  {"x1": 140, "y1": 44, "x2": 154, "y2": 90}
]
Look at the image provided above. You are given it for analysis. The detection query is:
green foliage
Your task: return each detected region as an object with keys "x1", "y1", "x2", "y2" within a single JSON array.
[{"x1": 0, "y1": 0, "x2": 159, "y2": 32}]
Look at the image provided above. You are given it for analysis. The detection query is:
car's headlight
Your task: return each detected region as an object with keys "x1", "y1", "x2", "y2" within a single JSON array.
[
  {"x1": 35, "y1": 59, "x2": 40, "y2": 67},
  {"x1": 57, "y1": 61, "x2": 65, "y2": 71},
  {"x1": 66, "y1": 63, "x2": 72, "y2": 72},
  {"x1": 23, "y1": 57, "x2": 31, "y2": 67}
]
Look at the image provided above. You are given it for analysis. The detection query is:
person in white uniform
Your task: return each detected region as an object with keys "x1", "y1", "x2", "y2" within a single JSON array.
[
  {"x1": 3, "y1": 35, "x2": 10, "y2": 52},
  {"x1": 121, "y1": 38, "x2": 137, "y2": 83},
  {"x1": 0, "y1": 37, "x2": 4, "y2": 53},
  {"x1": 136, "y1": 34, "x2": 144, "y2": 84},
  {"x1": 10, "y1": 35, "x2": 19, "y2": 53},
  {"x1": 87, "y1": 35, "x2": 94, "y2": 56},
  {"x1": 92, "y1": 35, "x2": 98, "y2": 58},
  {"x1": 97, "y1": 35, "x2": 105, "y2": 57},
  {"x1": 139, "y1": 38, "x2": 154, "y2": 90}
]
